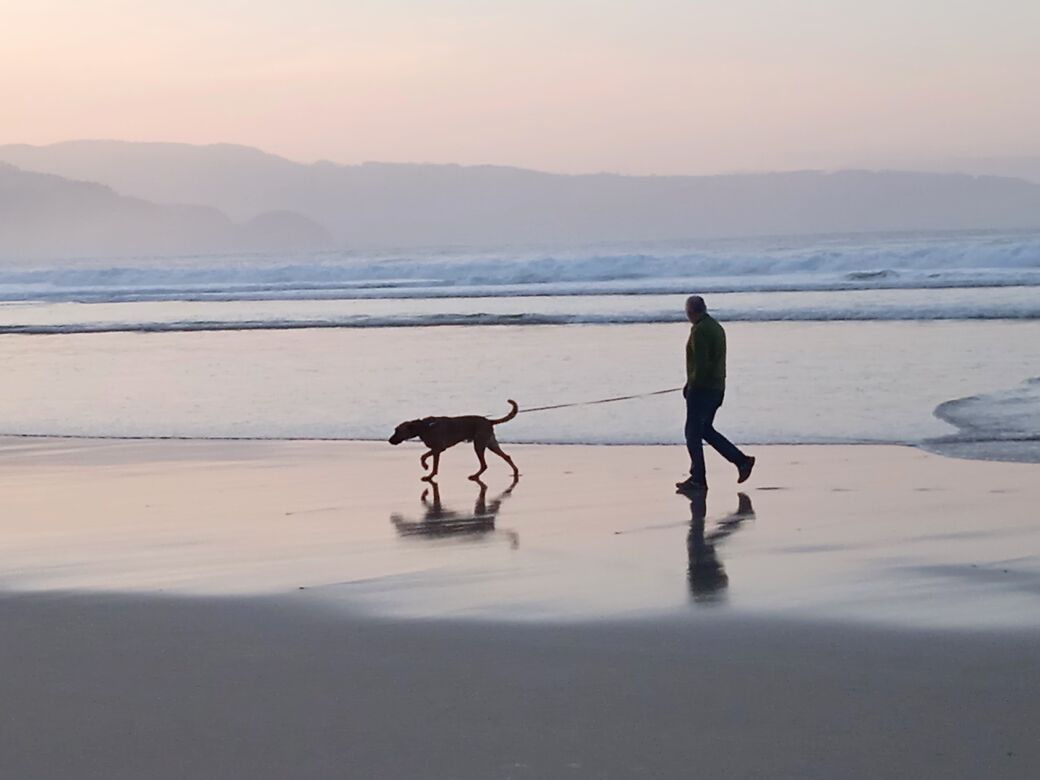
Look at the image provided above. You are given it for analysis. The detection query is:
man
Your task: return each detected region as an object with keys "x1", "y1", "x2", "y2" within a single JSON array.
[{"x1": 676, "y1": 295, "x2": 755, "y2": 492}]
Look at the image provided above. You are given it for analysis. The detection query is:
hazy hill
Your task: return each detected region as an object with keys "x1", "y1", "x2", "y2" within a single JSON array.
[
  {"x1": 0, "y1": 163, "x2": 332, "y2": 259},
  {"x1": 906, "y1": 156, "x2": 1040, "y2": 185},
  {"x1": 3, "y1": 141, "x2": 1040, "y2": 248},
  {"x1": 0, "y1": 142, "x2": 303, "y2": 223}
]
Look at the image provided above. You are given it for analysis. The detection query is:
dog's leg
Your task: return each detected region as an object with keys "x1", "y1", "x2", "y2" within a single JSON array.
[
  {"x1": 488, "y1": 442, "x2": 519, "y2": 477},
  {"x1": 423, "y1": 451, "x2": 441, "y2": 481},
  {"x1": 420, "y1": 450, "x2": 434, "y2": 471},
  {"x1": 472, "y1": 480, "x2": 489, "y2": 515},
  {"x1": 469, "y1": 442, "x2": 488, "y2": 481},
  {"x1": 424, "y1": 481, "x2": 442, "y2": 514}
]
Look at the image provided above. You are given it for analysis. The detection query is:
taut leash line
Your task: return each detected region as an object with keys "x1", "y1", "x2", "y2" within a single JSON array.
[{"x1": 518, "y1": 386, "x2": 684, "y2": 414}]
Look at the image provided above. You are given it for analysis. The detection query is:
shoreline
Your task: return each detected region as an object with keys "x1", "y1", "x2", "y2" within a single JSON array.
[
  {"x1": 0, "y1": 431, "x2": 911, "y2": 445},
  {"x1": 2, "y1": 432, "x2": 1035, "y2": 470}
]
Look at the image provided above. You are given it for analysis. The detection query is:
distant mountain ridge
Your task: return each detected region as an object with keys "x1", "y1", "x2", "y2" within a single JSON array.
[
  {"x1": 0, "y1": 163, "x2": 332, "y2": 259},
  {"x1": 2, "y1": 140, "x2": 1040, "y2": 253},
  {"x1": 876, "y1": 156, "x2": 1040, "y2": 185}
]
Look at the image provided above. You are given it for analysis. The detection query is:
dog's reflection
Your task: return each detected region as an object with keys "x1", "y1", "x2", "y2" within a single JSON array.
[
  {"x1": 679, "y1": 490, "x2": 755, "y2": 602},
  {"x1": 390, "y1": 477, "x2": 520, "y2": 548}
]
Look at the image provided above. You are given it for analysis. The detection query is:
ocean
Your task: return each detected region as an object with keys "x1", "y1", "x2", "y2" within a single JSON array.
[{"x1": 1, "y1": 229, "x2": 1037, "y2": 461}]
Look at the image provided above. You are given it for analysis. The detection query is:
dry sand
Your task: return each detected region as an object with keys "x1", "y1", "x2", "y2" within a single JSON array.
[{"x1": 0, "y1": 439, "x2": 1037, "y2": 778}]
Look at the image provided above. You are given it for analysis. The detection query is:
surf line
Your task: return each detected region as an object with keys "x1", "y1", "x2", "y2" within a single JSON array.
[{"x1": 519, "y1": 386, "x2": 684, "y2": 414}]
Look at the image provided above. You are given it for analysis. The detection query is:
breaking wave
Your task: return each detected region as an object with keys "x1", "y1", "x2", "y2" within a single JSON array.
[
  {"x1": 2, "y1": 230, "x2": 1038, "y2": 304},
  {"x1": 4, "y1": 301, "x2": 1040, "y2": 335}
]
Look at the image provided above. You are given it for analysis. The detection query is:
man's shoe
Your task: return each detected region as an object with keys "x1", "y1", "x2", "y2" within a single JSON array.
[
  {"x1": 737, "y1": 456, "x2": 756, "y2": 484},
  {"x1": 676, "y1": 477, "x2": 708, "y2": 492}
]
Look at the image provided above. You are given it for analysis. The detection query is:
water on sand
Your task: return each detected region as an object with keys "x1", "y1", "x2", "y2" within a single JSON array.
[{"x1": 2, "y1": 440, "x2": 1037, "y2": 630}]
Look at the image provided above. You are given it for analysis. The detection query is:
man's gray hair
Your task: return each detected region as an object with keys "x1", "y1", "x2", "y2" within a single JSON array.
[{"x1": 686, "y1": 295, "x2": 707, "y2": 314}]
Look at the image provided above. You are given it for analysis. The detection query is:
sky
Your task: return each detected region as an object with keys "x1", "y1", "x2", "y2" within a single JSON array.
[{"x1": 4, "y1": 0, "x2": 1038, "y2": 174}]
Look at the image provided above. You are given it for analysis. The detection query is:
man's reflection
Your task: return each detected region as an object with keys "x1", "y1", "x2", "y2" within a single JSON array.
[
  {"x1": 390, "y1": 477, "x2": 519, "y2": 548},
  {"x1": 680, "y1": 490, "x2": 755, "y2": 602}
]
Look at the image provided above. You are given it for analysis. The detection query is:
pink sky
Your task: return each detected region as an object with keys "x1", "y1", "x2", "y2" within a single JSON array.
[{"x1": 4, "y1": 0, "x2": 1038, "y2": 173}]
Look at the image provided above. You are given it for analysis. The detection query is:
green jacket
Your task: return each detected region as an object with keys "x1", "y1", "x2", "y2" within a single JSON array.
[{"x1": 685, "y1": 314, "x2": 726, "y2": 391}]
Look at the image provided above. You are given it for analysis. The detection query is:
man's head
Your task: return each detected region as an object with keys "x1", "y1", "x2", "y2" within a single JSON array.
[{"x1": 685, "y1": 295, "x2": 707, "y2": 324}]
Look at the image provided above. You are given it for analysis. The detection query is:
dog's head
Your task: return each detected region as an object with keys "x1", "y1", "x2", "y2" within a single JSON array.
[{"x1": 388, "y1": 419, "x2": 422, "y2": 445}]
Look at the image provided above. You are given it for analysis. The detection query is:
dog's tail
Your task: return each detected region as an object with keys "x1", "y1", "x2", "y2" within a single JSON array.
[{"x1": 489, "y1": 399, "x2": 519, "y2": 425}]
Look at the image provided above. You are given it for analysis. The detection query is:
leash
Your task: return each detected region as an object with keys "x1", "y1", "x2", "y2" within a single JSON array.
[{"x1": 518, "y1": 386, "x2": 684, "y2": 414}]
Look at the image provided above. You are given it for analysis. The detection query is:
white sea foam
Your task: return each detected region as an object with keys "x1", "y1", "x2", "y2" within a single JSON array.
[{"x1": 925, "y1": 378, "x2": 1040, "y2": 463}]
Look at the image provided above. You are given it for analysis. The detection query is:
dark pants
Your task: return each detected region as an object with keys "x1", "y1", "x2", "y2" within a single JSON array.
[{"x1": 685, "y1": 387, "x2": 746, "y2": 482}]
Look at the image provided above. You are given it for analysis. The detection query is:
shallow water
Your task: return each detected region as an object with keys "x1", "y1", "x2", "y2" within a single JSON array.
[{"x1": 0, "y1": 321, "x2": 1036, "y2": 451}]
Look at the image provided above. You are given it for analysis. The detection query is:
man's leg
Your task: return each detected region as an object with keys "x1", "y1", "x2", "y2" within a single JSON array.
[
  {"x1": 703, "y1": 417, "x2": 747, "y2": 466},
  {"x1": 684, "y1": 391, "x2": 711, "y2": 482},
  {"x1": 702, "y1": 397, "x2": 755, "y2": 483}
]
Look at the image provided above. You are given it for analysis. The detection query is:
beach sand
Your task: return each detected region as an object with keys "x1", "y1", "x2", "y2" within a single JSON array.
[{"x1": 1, "y1": 439, "x2": 1038, "y2": 778}]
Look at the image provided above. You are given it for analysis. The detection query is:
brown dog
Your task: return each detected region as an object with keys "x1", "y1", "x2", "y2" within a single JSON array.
[{"x1": 388, "y1": 400, "x2": 520, "y2": 481}]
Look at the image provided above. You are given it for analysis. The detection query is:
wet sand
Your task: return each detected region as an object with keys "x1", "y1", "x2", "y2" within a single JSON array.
[{"x1": 1, "y1": 439, "x2": 1038, "y2": 777}]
